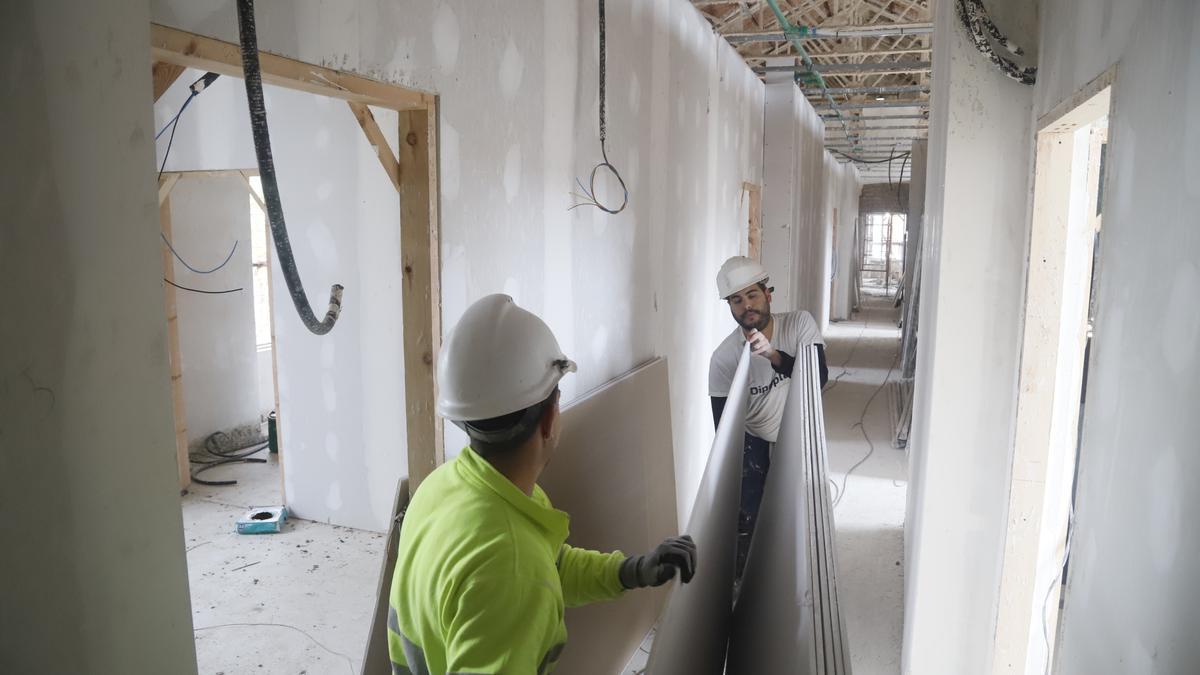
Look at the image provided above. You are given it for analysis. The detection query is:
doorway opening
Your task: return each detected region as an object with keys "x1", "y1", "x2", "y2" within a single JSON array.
[
  {"x1": 151, "y1": 23, "x2": 441, "y2": 673},
  {"x1": 993, "y1": 71, "x2": 1113, "y2": 675},
  {"x1": 858, "y1": 211, "x2": 907, "y2": 299}
]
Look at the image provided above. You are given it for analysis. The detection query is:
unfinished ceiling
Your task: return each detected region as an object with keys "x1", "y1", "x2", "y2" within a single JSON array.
[{"x1": 691, "y1": 0, "x2": 932, "y2": 181}]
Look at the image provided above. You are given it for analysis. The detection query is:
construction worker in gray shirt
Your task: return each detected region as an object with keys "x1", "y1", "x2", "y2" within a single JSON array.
[{"x1": 708, "y1": 256, "x2": 828, "y2": 576}]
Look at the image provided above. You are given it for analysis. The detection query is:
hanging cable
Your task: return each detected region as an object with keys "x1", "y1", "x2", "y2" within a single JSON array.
[
  {"x1": 570, "y1": 0, "x2": 628, "y2": 214},
  {"x1": 161, "y1": 232, "x2": 239, "y2": 275},
  {"x1": 1041, "y1": 506, "x2": 1075, "y2": 675},
  {"x1": 165, "y1": 278, "x2": 244, "y2": 295},
  {"x1": 156, "y1": 72, "x2": 221, "y2": 180},
  {"x1": 236, "y1": 0, "x2": 344, "y2": 335},
  {"x1": 830, "y1": 148, "x2": 911, "y2": 164},
  {"x1": 955, "y1": 0, "x2": 1036, "y2": 85}
]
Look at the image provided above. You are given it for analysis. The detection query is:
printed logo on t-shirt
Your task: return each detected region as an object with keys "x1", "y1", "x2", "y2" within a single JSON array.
[{"x1": 749, "y1": 372, "x2": 789, "y2": 397}]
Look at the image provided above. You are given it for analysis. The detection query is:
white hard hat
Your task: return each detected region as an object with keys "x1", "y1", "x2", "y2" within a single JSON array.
[
  {"x1": 716, "y1": 256, "x2": 769, "y2": 299},
  {"x1": 436, "y1": 294, "x2": 577, "y2": 423}
]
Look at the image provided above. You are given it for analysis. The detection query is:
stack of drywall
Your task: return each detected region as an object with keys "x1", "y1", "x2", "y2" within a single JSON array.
[
  {"x1": 645, "y1": 345, "x2": 851, "y2": 674},
  {"x1": 727, "y1": 345, "x2": 851, "y2": 674},
  {"x1": 644, "y1": 346, "x2": 751, "y2": 675}
]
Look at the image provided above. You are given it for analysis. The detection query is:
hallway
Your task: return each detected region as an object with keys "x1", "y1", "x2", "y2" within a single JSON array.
[{"x1": 823, "y1": 295, "x2": 907, "y2": 674}]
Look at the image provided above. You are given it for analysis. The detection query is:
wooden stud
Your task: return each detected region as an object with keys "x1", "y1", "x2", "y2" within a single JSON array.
[
  {"x1": 153, "y1": 61, "x2": 186, "y2": 103},
  {"x1": 743, "y1": 181, "x2": 763, "y2": 262},
  {"x1": 158, "y1": 172, "x2": 181, "y2": 206},
  {"x1": 160, "y1": 192, "x2": 190, "y2": 492},
  {"x1": 348, "y1": 102, "x2": 402, "y2": 193},
  {"x1": 150, "y1": 24, "x2": 433, "y2": 111},
  {"x1": 398, "y1": 103, "x2": 443, "y2": 490}
]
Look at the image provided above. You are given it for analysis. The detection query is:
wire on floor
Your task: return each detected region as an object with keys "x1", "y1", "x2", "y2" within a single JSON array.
[
  {"x1": 833, "y1": 347, "x2": 901, "y2": 509},
  {"x1": 189, "y1": 430, "x2": 269, "y2": 486},
  {"x1": 823, "y1": 318, "x2": 868, "y2": 394}
]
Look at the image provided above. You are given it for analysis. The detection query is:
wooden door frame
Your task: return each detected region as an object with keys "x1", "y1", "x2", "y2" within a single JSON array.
[
  {"x1": 992, "y1": 67, "x2": 1116, "y2": 675},
  {"x1": 151, "y1": 23, "x2": 444, "y2": 492}
]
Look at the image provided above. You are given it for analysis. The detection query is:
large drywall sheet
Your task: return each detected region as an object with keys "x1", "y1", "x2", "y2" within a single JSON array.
[
  {"x1": 538, "y1": 358, "x2": 678, "y2": 673},
  {"x1": 151, "y1": 0, "x2": 766, "y2": 531},
  {"x1": 728, "y1": 348, "x2": 848, "y2": 674},
  {"x1": 0, "y1": 1, "x2": 198, "y2": 673},
  {"x1": 1032, "y1": 1, "x2": 1200, "y2": 672},
  {"x1": 154, "y1": 72, "x2": 408, "y2": 532},
  {"x1": 827, "y1": 153, "x2": 862, "y2": 322},
  {"x1": 169, "y1": 176, "x2": 264, "y2": 446},
  {"x1": 645, "y1": 347, "x2": 750, "y2": 675},
  {"x1": 903, "y1": 0, "x2": 1038, "y2": 672},
  {"x1": 762, "y1": 77, "x2": 860, "y2": 328}
]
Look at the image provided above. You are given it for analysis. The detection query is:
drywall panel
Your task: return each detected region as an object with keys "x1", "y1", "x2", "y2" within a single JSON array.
[
  {"x1": 153, "y1": 73, "x2": 408, "y2": 532},
  {"x1": 827, "y1": 155, "x2": 862, "y2": 322},
  {"x1": 0, "y1": 1, "x2": 198, "y2": 672},
  {"x1": 645, "y1": 346, "x2": 751, "y2": 675},
  {"x1": 1032, "y1": 1, "x2": 1200, "y2": 673},
  {"x1": 538, "y1": 358, "x2": 678, "y2": 673},
  {"x1": 168, "y1": 176, "x2": 263, "y2": 446},
  {"x1": 728, "y1": 347, "x2": 849, "y2": 674},
  {"x1": 903, "y1": 0, "x2": 1038, "y2": 672},
  {"x1": 151, "y1": 0, "x2": 766, "y2": 532}
]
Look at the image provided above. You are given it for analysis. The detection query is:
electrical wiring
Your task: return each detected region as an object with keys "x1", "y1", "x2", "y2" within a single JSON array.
[
  {"x1": 1041, "y1": 506, "x2": 1076, "y2": 675},
  {"x1": 189, "y1": 431, "x2": 270, "y2": 486},
  {"x1": 165, "y1": 278, "x2": 244, "y2": 295},
  {"x1": 833, "y1": 347, "x2": 900, "y2": 509},
  {"x1": 830, "y1": 148, "x2": 911, "y2": 164},
  {"x1": 823, "y1": 319, "x2": 868, "y2": 394},
  {"x1": 570, "y1": 0, "x2": 628, "y2": 214},
  {"x1": 156, "y1": 71, "x2": 220, "y2": 180},
  {"x1": 237, "y1": 0, "x2": 344, "y2": 335},
  {"x1": 955, "y1": 0, "x2": 1037, "y2": 85},
  {"x1": 160, "y1": 232, "x2": 239, "y2": 275}
]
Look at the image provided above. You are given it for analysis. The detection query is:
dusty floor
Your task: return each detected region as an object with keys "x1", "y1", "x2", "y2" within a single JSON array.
[
  {"x1": 182, "y1": 455, "x2": 386, "y2": 674},
  {"x1": 823, "y1": 294, "x2": 907, "y2": 674}
]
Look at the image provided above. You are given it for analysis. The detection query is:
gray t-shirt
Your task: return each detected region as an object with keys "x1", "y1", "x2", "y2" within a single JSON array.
[{"x1": 708, "y1": 310, "x2": 824, "y2": 443}]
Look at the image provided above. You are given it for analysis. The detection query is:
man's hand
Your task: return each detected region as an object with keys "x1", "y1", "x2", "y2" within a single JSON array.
[
  {"x1": 619, "y1": 535, "x2": 698, "y2": 589},
  {"x1": 745, "y1": 328, "x2": 779, "y2": 363}
]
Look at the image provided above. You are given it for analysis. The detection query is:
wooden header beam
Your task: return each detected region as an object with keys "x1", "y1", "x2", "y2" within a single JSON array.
[{"x1": 150, "y1": 23, "x2": 433, "y2": 112}]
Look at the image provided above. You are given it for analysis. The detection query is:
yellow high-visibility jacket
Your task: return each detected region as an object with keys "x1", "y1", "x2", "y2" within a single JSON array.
[{"x1": 388, "y1": 446, "x2": 627, "y2": 674}]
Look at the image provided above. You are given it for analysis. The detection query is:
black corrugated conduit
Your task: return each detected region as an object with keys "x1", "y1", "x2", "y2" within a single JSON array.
[
  {"x1": 955, "y1": 0, "x2": 1037, "y2": 85},
  {"x1": 236, "y1": 0, "x2": 344, "y2": 335}
]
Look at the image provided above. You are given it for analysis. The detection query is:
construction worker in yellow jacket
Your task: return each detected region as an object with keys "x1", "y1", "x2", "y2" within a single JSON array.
[{"x1": 388, "y1": 294, "x2": 697, "y2": 675}]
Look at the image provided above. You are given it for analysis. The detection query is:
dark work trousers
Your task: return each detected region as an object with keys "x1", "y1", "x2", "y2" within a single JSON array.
[{"x1": 737, "y1": 432, "x2": 772, "y2": 579}]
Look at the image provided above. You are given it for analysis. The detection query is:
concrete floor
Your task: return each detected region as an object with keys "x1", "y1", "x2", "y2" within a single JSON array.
[
  {"x1": 823, "y1": 294, "x2": 907, "y2": 674},
  {"x1": 182, "y1": 454, "x2": 386, "y2": 674}
]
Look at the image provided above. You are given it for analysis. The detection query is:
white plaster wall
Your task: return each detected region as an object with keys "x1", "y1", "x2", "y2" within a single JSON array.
[
  {"x1": 151, "y1": 0, "x2": 766, "y2": 530},
  {"x1": 1034, "y1": 1, "x2": 1200, "y2": 672},
  {"x1": 827, "y1": 154, "x2": 862, "y2": 322},
  {"x1": 903, "y1": 0, "x2": 1038, "y2": 672},
  {"x1": 762, "y1": 80, "x2": 860, "y2": 328},
  {"x1": 154, "y1": 72, "x2": 407, "y2": 532},
  {"x1": 168, "y1": 176, "x2": 263, "y2": 445},
  {"x1": 0, "y1": 1, "x2": 198, "y2": 672}
]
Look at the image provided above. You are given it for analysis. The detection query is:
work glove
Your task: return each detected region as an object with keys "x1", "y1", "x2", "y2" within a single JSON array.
[{"x1": 619, "y1": 535, "x2": 698, "y2": 589}]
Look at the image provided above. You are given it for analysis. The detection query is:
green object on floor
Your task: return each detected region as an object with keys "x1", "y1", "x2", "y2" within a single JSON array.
[
  {"x1": 267, "y1": 411, "x2": 278, "y2": 454},
  {"x1": 237, "y1": 505, "x2": 288, "y2": 534}
]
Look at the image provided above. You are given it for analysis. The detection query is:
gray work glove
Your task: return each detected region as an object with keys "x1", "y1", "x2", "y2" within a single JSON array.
[{"x1": 619, "y1": 535, "x2": 698, "y2": 589}]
